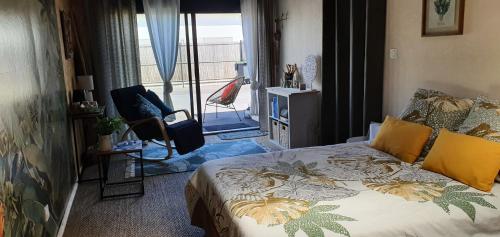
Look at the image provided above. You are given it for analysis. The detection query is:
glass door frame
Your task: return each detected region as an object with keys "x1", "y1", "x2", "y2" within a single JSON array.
[
  {"x1": 190, "y1": 13, "x2": 204, "y2": 124},
  {"x1": 183, "y1": 12, "x2": 259, "y2": 134},
  {"x1": 182, "y1": 13, "x2": 196, "y2": 121},
  {"x1": 182, "y1": 12, "x2": 204, "y2": 125}
]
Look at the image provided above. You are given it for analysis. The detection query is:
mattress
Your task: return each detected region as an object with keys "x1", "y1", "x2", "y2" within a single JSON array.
[{"x1": 185, "y1": 143, "x2": 500, "y2": 237}]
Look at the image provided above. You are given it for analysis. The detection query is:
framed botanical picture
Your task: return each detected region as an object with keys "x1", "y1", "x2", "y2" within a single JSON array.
[{"x1": 422, "y1": 0, "x2": 465, "y2": 37}]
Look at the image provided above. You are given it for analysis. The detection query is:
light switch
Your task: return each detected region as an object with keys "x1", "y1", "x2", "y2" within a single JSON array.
[{"x1": 389, "y1": 48, "x2": 398, "y2": 60}]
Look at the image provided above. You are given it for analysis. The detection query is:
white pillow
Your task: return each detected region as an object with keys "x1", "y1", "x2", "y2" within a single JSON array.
[{"x1": 368, "y1": 122, "x2": 382, "y2": 143}]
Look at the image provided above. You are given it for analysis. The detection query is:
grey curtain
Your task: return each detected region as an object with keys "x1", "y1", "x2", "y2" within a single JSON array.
[
  {"x1": 86, "y1": 0, "x2": 142, "y2": 118},
  {"x1": 257, "y1": 0, "x2": 278, "y2": 131}
]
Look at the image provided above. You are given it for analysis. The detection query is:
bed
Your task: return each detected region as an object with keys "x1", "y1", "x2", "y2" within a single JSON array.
[{"x1": 185, "y1": 142, "x2": 500, "y2": 237}]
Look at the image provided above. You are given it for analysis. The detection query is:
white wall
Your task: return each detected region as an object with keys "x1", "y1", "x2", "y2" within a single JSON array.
[
  {"x1": 384, "y1": 0, "x2": 500, "y2": 116},
  {"x1": 278, "y1": 0, "x2": 323, "y2": 91}
]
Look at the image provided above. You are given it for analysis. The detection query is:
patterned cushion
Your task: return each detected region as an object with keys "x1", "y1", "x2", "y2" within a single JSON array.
[
  {"x1": 136, "y1": 94, "x2": 162, "y2": 119},
  {"x1": 144, "y1": 90, "x2": 173, "y2": 118},
  {"x1": 457, "y1": 97, "x2": 500, "y2": 183},
  {"x1": 399, "y1": 89, "x2": 474, "y2": 156},
  {"x1": 458, "y1": 97, "x2": 500, "y2": 142},
  {"x1": 399, "y1": 89, "x2": 447, "y2": 124}
]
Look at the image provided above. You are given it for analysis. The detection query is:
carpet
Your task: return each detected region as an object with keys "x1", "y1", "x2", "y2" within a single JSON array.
[
  {"x1": 126, "y1": 139, "x2": 267, "y2": 177},
  {"x1": 217, "y1": 130, "x2": 268, "y2": 140},
  {"x1": 63, "y1": 171, "x2": 204, "y2": 237},
  {"x1": 203, "y1": 123, "x2": 254, "y2": 131}
]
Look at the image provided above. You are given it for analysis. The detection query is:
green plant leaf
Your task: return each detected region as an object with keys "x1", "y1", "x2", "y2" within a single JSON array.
[
  {"x1": 319, "y1": 213, "x2": 356, "y2": 222},
  {"x1": 444, "y1": 185, "x2": 469, "y2": 192},
  {"x1": 283, "y1": 204, "x2": 355, "y2": 237},
  {"x1": 434, "y1": 201, "x2": 450, "y2": 214},
  {"x1": 433, "y1": 184, "x2": 496, "y2": 222},
  {"x1": 309, "y1": 205, "x2": 339, "y2": 213},
  {"x1": 96, "y1": 117, "x2": 123, "y2": 135},
  {"x1": 466, "y1": 196, "x2": 497, "y2": 209},
  {"x1": 284, "y1": 219, "x2": 300, "y2": 237},
  {"x1": 449, "y1": 199, "x2": 476, "y2": 222},
  {"x1": 301, "y1": 222, "x2": 324, "y2": 237},
  {"x1": 319, "y1": 219, "x2": 351, "y2": 237}
]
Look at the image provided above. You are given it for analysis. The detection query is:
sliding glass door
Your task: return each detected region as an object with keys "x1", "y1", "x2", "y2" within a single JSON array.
[
  {"x1": 137, "y1": 13, "x2": 195, "y2": 124},
  {"x1": 137, "y1": 12, "x2": 259, "y2": 133}
]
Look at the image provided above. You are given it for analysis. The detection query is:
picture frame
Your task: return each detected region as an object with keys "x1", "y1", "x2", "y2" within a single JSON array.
[
  {"x1": 422, "y1": 0, "x2": 465, "y2": 37},
  {"x1": 59, "y1": 10, "x2": 74, "y2": 59}
]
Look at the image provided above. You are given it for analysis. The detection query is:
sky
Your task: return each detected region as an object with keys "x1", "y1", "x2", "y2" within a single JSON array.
[{"x1": 137, "y1": 13, "x2": 244, "y2": 45}]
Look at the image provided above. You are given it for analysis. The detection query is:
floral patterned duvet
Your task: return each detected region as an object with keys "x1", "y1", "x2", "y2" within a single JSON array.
[{"x1": 185, "y1": 143, "x2": 500, "y2": 237}]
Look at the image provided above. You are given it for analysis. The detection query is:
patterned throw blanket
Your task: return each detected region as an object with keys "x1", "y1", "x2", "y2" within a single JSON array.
[{"x1": 186, "y1": 143, "x2": 500, "y2": 237}]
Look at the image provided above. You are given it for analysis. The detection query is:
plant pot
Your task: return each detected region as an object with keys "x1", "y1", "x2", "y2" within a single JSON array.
[{"x1": 98, "y1": 135, "x2": 113, "y2": 151}]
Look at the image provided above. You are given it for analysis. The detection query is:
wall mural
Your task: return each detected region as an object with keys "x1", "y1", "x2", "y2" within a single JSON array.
[{"x1": 0, "y1": 0, "x2": 75, "y2": 236}]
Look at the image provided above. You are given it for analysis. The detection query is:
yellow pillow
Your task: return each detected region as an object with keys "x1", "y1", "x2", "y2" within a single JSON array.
[
  {"x1": 422, "y1": 129, "x2": 500, "y2": 192},
  {"x1": 371, "y1": 116, "x2": 433, "y2": 163}
]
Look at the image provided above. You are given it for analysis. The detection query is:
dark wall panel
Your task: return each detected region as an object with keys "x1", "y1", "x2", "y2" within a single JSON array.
[
  {"x1": 364, "y1": 0, "x2": 387, "y2": 132},
  {"x1": 321, "y1": 0, "x2": 337, "y2": 144},
  {"x1": 350, "y1": 0, "x2": 367, "y2": 138},
  {"x1": 322, "y1": 0, "x2": 386, "y2": 145},
  {"x1": 137, "y1": 0, "x2": 241, "y2": 14},
  {"x1": 181, "y1": 0, "x2": 240, "y2": 13},
  {"x1": 335, "y1": 0, "x2": 352, "y2": 143}
]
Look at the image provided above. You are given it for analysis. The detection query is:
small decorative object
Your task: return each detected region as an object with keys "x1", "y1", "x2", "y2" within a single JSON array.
[
  {"x1": 88, "y1": 101, "x2": 98, "y2": 108},
  {"x1": 293, "y1": 67, "x2": 301, "y2": 88},
  {"x1": 59, "y1": 10, "x2": 73, "y2": 59},
  {"x1": 81, "y1": 101, "x2": 98, "y2": 108},
  {"x1": 272, "y1": 96, "x2": 279, "y2": 118},
  {"x1": 95, "y1": 117, "x2": 122, "y2": 151},
  {"x1": 279, "y1": 124, "x2": 289, "y2": 148},
  {"x1": 77, "y1": 75, "x2": 95, "y2": 101},
  {"x1": 72, "y1": 102, "x2": 101, "y2": 114},
  {"x1": 71, "y1": 102, "x2": 81, "y2": 110},
  {"x1": 303, "y1": 55, "x2": 319, "y2": 90},
  {"x1": 282, "y1": 64, "x2": 297, "y2": 88},
  {"x1": 422, "y1": 0, "x2": 465, "y2": 37},
  {"x1": 279, "y1": 109, "x2": 289, "y2": 123}
]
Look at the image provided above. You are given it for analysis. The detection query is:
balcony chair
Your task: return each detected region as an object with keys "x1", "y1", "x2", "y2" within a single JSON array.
[
  {"x1": 203, "y1": 76, "x2": 245, "y2": 122},
  {"x1": 111, "y1": 85, "x2": 205, "y2": 160}
]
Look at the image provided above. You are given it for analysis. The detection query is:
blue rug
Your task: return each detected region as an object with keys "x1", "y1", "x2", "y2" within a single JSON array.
[
  {"x1": 204, "y1": 123, "x2": 252, "y2": 132},
  {"x1": 126, "y1": 139, "x2": 267, "y2": 177},
  {"x1": 217, "y1": 130, "x2": 268, "y2": 140}
]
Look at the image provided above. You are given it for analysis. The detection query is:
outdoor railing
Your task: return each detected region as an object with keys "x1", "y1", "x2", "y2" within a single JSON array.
[{"x1": 139, "y1": 41, "x2": 245, "y2": 87}]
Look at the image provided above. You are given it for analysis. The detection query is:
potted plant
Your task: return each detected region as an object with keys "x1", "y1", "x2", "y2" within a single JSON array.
[{"x1": 95, "y1": 117, "x2": 122, "y2": 151}]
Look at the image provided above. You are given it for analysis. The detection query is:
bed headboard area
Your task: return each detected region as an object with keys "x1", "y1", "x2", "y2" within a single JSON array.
[{"x1": 384, "y1": 0, "x2": 500, "y2": 116}]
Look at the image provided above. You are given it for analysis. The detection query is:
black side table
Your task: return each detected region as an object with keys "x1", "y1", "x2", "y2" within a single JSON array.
[
  {"x1": 70, "y1": 106, "x2": 105, "y2": 183},
  {"x1": 96, "y1": 140, "x2": 145, "y2": 200}
]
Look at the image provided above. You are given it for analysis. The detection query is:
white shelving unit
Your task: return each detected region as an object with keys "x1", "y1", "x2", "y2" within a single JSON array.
[{"x1": 267, "y1": 87, "x2": 320, "y2": 149}]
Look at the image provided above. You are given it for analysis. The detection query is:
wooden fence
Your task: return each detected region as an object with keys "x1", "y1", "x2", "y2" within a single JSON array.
[{"x1": 139, "y1": 42, "x2": 245, "y2": 86}]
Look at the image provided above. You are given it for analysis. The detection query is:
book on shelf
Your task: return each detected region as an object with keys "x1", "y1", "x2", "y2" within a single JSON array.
[{"x1": 272, "y1": 96, "x2": 279, "y2": 118}]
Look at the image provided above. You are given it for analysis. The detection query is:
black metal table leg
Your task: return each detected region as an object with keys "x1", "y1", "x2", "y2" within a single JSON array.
[
  {"x1": 72, "y1": 120, "x2": 81, "y2": 181},
  {"x1": 97, "y1": 154, "x2": 104, "y2": 200},
  {"x1": 70, "y1": 107, "x2": 106, "y2": 184},
  {"x1": 95, "y1": 141, "x2": 145, "y2": 200},
  {"x1": 140, "y1": 150, "x2": 145, "y2": 195}
]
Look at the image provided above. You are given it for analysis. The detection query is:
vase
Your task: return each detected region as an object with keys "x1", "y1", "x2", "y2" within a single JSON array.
[{"x1": 98, "y1": 135, "x2": 113, "y2": 151}]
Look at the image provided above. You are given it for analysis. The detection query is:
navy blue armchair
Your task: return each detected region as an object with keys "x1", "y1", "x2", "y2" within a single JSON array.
[{"x1": 111, "y1": 85, "x2": 205, "y2": 159}]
